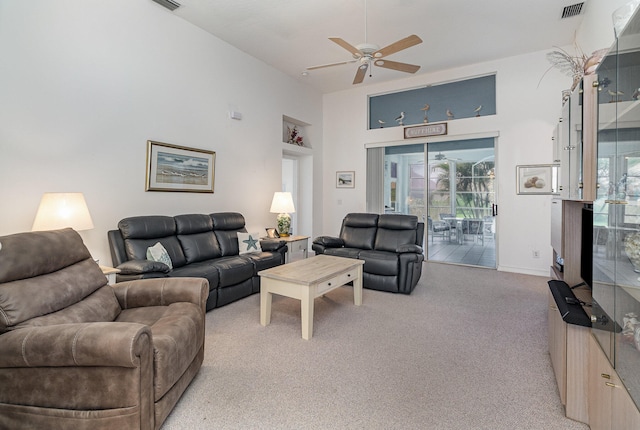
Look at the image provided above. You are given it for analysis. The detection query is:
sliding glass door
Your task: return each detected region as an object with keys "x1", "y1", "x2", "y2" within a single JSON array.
[{"x1": 383, "y1": 138, "x2": 496, "y2": 268}]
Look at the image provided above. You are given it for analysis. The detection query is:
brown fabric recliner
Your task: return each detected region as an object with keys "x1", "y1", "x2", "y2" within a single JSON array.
[{"x1": 0, "y1": 228, "x2": 208, "y2": 430}]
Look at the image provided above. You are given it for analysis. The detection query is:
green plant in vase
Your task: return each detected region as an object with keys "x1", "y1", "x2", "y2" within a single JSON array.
[{"x1": 276, "y1": 213, "x2": 291, "y2": 237}]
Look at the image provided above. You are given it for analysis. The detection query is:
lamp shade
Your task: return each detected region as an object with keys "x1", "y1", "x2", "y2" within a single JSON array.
[
  {"x1": 269, "y1": 192, "x2": 295, "y2": 214},
  {"x1": 32, "y1": 193, "x2": 94, "y2": 231}
]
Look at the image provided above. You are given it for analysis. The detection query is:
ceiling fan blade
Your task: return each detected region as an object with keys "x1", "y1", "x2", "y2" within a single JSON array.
[
  {"x1": 373, "y1": 34, "x2": 422, "y2": 58},
  {"x1": 374, "y1": 59, "x2": 420, "y2": 74},
  {"x1": 307, "y1": 59, "x2": 357, "y2": 71},
  {"x1": 353, "y1": 63, "x2": 368, "y2": 84},
  {"x1": 329, "y1": 37, "x2": 362, "y2": 57}
]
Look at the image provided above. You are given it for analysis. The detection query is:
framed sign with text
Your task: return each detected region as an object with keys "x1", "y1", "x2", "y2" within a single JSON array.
[{"x1": 404, "y1": 123, "x2": 448, "y2": 139}]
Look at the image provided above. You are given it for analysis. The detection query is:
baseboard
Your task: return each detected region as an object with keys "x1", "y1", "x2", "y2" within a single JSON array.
[{"x1": 497, "y1": 264, "x2": 549, "y2": 277}]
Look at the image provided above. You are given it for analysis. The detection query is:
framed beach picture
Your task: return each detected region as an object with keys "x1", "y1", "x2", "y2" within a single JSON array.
[
  {"x1": 146, "y1": 141, "x2": 216, "y2": 192},
  {"x1": 336, "y1": 171, "x2": 355, "y2": 188},
  {"x1": 516, "y1": 164, "x2": 555, "y2": 195}
]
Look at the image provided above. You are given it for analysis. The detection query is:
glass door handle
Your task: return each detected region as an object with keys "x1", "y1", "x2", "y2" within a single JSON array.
[{"x1": 492, "y1": 204, "x2": 498, "y2": 216}]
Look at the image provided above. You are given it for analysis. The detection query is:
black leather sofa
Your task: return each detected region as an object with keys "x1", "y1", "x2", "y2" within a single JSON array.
[
  {"x1": 312, "y1": 213, "x2": 424, "y2": 294},
  {"x1": 108, "y1": 212, "x2": 286, "y2": 311}
]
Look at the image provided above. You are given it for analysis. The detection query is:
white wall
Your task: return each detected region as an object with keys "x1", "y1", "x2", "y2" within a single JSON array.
[
  {"x1": 578, "y1": 0, "x2": 630, "y2": 54},
  {"x1": 0, "y1": 0, "x2": 323, "y2": 265},
  {"x1": 321, "y1": 0, "x2": 629, "y2": 276},
  {"x1": 322, "y1": 52, "x2": 565, "y2": 276},
  {"x1": 0, "y1": 0, "x2": 629, "y2": 276}
]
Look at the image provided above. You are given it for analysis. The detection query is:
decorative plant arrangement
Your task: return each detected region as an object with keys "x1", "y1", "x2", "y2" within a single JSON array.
[
  {"x1": 540, "y1": 44, "x2": 608, "y2": 92},
  {"x1": 287, "y1": 125, "x2": 304, "y2": 146}
]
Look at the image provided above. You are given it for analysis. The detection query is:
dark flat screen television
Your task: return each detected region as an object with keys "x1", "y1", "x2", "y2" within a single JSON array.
[{"x1": 581, "y1": 205, "x2": 593, "y2": 289}]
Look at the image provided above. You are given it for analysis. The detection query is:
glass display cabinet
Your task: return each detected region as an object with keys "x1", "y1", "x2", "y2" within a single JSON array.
[
  {"x1": 556, "y1": 73, "x2": 598, "y2": 201},
  {"x1": 591, "y1": 6, "x2": 640, "y2": 418}
]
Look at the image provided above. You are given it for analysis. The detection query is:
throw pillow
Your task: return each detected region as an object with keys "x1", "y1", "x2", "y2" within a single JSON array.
[
  {"x1": 146, "y1": 242, "x2": 173, "y2": 270},
  {"x1": 237, "y1": 232, "x2": 262, "y2": 254}
]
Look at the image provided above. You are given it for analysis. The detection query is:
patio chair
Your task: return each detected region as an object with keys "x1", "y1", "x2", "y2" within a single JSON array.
[
  {"x1": 461, "y1": 218, "x2": 484, "y2": 244},
  {"x1": 482, "y1": 216, "x2": 495, "y2": 243},
  {"x1": 428, "y1": 216, "x2": 450, "y2": 243},
  {"x1": 440, "y1": 213, "x2": 458, "y2": 240}
]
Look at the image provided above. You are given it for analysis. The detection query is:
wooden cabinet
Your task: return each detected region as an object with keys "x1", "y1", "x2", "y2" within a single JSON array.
[
  {"x1": 589, "y1": 335, "x2": 640, "y2": 430},
  {"x1": 548, "y1": 291, "x2": 567, "y2": 405},
  {"x1": 549, "y1": 8, "x2": 640, "y2": 428},
  {"x1": 548, "y1": 286, "x2": 590, "y2": 423}
]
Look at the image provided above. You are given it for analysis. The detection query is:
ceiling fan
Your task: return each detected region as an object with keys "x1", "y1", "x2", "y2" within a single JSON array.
[
  {"x1": 432, "y1": 152, "x2": 461, "y2": 162},
  {"x1": 306, "y1": 1, "x2": 422, "y2": 84}
]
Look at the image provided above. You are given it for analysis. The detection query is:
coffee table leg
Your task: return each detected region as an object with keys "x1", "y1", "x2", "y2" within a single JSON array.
[
  {"x1": 353, "y1": 266, "x2": 363, "y2": 306},
  {"x1": 301, "y1": 287, "x2": 313, "y2": 340},
  {"x1": 260, "y1": 286, "x2": 272, "y2": 326}
]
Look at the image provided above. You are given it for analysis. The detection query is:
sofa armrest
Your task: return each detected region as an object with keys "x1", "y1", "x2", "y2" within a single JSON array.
[
  {"x1": 396, "y1": 244, "x2": 423, "y2": 254},
  {"x1": 113, "y1": 277, "x2": 208, "y2": 312},
  {"x1": 260, "y1": 239, "x2": 286, "y2": 252},
  {"x1": 116, "y1": 259, "x2": 170, "y2": 275},
  {"x1": 0, "y1": 322, "x2": 151, "y2": 368},
  {"x1": 313, "y1": 236, "x2": 344, "y2": 248}
]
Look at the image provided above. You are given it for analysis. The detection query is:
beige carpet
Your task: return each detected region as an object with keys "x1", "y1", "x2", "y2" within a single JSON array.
[{"x1": 161, "y1": 261, "x2": 589, "y2": 430}]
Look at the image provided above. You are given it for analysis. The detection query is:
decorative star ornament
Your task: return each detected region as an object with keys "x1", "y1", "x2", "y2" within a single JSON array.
[{"x1": 242, "y1": 234, "x2": 259, "y2": 251}]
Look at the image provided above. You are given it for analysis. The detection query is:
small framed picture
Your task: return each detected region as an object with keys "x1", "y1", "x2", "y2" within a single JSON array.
[
  {"x1": 266, "y1": 228, "x2": 280, "y2": 238},
  {"x1": 336, "y1": 171, "x2": 355, "y2": 188},
  {"x1": 516, "y1": 164, "x2": 555, "y2": 195}
]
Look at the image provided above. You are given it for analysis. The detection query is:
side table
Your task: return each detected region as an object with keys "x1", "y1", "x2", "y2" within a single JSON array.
[
  {"x1": 100, "y1": 265, "x2": 120, "y2": 285},
  {"x1": 279, "y1": 235, "x2": 310, "y2": 263}
]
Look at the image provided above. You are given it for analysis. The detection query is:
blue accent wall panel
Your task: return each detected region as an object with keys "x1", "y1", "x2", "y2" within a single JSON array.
[{"x1": 369, "y1": 74, "x2": 496, "y2": 129}]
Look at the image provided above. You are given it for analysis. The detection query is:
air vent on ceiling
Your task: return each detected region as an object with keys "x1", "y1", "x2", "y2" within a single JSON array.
[
  {"x1": 561, "y1": 2, "x2": 584, "y2": 19},
  {"x1": 151, "y1": 0, "x2": 181, "y2": 11}
]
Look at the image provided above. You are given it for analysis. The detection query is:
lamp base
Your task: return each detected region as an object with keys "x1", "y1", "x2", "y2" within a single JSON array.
[{"x1": 276, "y1": 213, "x2": 291, "y2": 237}]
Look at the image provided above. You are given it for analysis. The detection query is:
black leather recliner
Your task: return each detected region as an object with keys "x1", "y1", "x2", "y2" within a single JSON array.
[
  {"x1": 108, "y1": 212, "x2": 287, "y2": 311},
  {"x1": 312, "y1": 213, "x2": 424, "y2": 294}
]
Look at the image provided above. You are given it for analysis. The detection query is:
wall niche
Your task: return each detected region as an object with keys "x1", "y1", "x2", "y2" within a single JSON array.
[{"x1": 283, "y1": 115, "x2": 311, "y2": 149}]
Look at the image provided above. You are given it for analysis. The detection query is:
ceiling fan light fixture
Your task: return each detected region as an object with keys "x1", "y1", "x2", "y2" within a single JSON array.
[
  {"x1": 356, "y1": 43, "x2": 379, "y2": 54},
  {"x1": 307, "y1": 4, "x2": 422, "y2": 85}
]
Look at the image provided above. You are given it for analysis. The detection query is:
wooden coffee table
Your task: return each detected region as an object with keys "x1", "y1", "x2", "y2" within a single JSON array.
[{"x1": 258, "y1": 255, "x2": 365, "y2": 340}]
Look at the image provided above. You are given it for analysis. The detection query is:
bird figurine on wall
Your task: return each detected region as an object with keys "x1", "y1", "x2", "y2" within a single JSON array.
[
  {"x1": 446, "y1": 109, "x2": 454, "y2": 120},
  {"x1": 421, "y1": 104, "x2": 430, "y2": 123},
  {"x1": 633, "y1": 88, "x2": 640, "y2": 100},
  {"x1": 474, "y1": 105, "x2": 482, "y2": 117},
  {"x1": 395, "y1": 112, "x2": 405, "y2": 126},
  {"x1": 608, "y1": 89, "x2": 624, "y2": 102},
  {"x1": 378, "y1": 119, "x2": 386, "y2": 128}
]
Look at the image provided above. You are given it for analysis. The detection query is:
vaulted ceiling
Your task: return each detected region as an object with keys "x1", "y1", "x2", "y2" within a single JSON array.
[{"x1": 163, "y1": 0, "x2": 588, "y2": 93}]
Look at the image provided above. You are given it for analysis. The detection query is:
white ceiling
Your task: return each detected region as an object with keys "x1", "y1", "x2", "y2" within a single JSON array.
[{"x1": 166, "y1": 0, "x2": 588, "y2": 93}]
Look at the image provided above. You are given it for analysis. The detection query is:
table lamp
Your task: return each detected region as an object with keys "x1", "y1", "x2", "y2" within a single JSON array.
[
  {"x1": 270, "y1": 192, "x2": 295, "y2": 237},
  {"x1": 32, "y1": 192, "x2": 94, "y2": 232}
]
